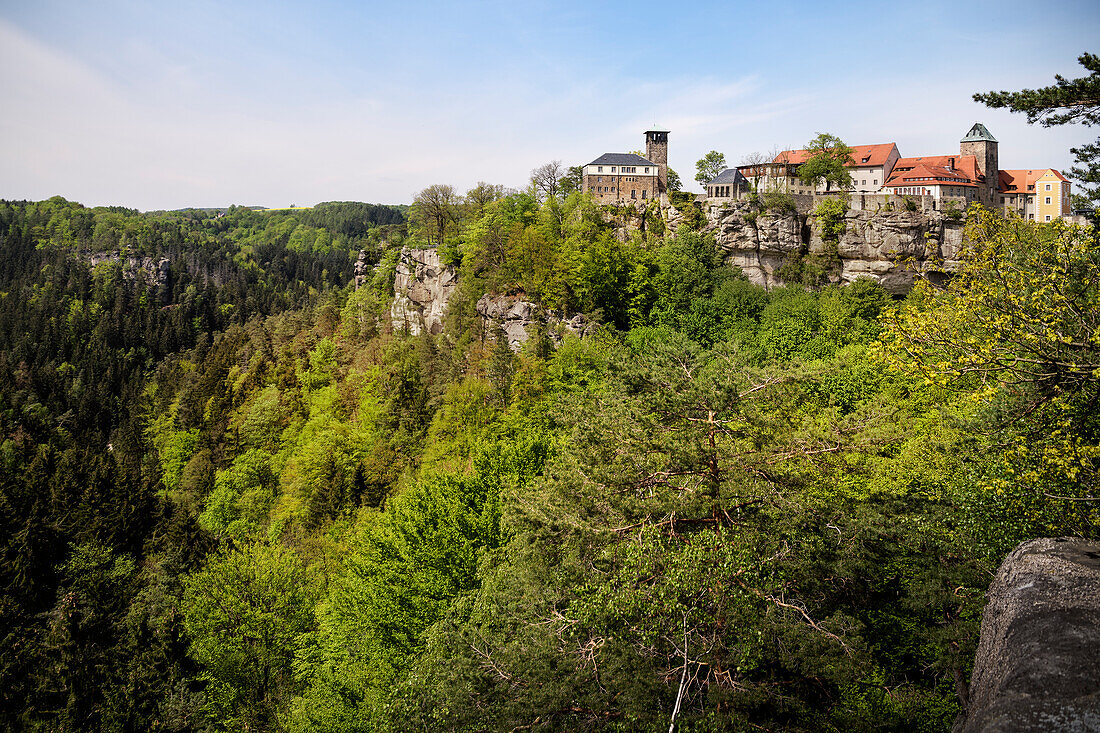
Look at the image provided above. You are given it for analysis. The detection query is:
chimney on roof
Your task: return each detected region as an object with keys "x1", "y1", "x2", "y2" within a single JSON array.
[{"x1": 948, "y1": 157, "x2": 954, "y2": 170}]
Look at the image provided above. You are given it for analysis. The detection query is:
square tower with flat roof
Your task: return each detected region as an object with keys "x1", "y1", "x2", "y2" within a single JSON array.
[{"x1": 645, "y1": 128, "x2": 669, "y2": 193}]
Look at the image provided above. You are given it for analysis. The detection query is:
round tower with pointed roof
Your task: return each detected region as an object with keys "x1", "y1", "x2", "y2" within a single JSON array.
[
  {"x1": 960, "y1": 122, "x2": 998, "y2": 206},
  {"x1": 645, "y1": 127, "x2": 669, "y2": 193}
]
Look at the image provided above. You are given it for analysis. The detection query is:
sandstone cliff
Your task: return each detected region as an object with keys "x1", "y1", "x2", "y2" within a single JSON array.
[
  {"x1": 704, "y1": 200, "x2": 965, "y2": 295},
  {"x1": 476, "y1": 294, "x2": 595, "y2": 351},
  {"x1": 389, "y1": 247, "x2": 457, "y2": 336},
  {"x1": 956, "y1": 537, "x2": 1100, "y2": 732}
]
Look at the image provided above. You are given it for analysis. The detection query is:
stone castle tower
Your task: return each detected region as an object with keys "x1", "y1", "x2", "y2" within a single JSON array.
[
  {"x1": 645, "y1": 128, "x2": 669, "y2": 193},
  {"x1": 960, "y1": 122, "x2": 998, "y2": 207}
]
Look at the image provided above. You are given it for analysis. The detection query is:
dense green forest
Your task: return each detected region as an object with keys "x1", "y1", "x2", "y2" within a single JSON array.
[{"x1": 0, "y1": 190, "x2": 1097, "y2": 732}]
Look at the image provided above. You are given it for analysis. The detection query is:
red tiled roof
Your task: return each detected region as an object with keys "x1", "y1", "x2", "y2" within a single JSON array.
[
  {"x1": 775, "y1": 143, "x2": 897, "y2": 168},
  {"x1": 883, "y1": 163, "x2": 976, "y2": 188},
  {"x1": 998, "y1": 169, "x2": 1068, "y2": 192},
  {"x1": 892, "y1": 155, "x2": 982, "y2": 182}
]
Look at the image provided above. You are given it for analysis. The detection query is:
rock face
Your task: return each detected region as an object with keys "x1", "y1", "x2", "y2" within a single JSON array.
[
  {"x1": 957, "y1": 537, "x2": 1100, "y2": 733},
  {"x1": 390, "y1": 247, "x2": 457, "y2": 336},
  {"x1": 476, "y1": 294, "x2": 595, "y2": 351},
  {"x1": 705, "y1": 201, "x2": 965, "y2": 295},
  {"x1": 84, "y1": 251, "x2": 171, "y2": 287}
]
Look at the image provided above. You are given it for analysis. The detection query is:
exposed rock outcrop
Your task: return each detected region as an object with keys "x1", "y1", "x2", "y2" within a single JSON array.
[
  {"x1": 390, "y1": 247, "x2": 457, "y2": 336},
  {"x1": 476, "y1": 294, "x2": 596, "y2": 351},
  {"x1": 704, "y1": 200, "x2": 965, "y2": 295},
  {"x1": 83, "y1": 251, "x2": 171, "y2": 288},
  {"x1": 956, "y1": 537, "x2": 1100, "y2": 733}
]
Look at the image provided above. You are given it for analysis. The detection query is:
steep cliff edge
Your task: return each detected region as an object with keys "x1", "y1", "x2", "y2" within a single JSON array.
[
  {"x1": 956, "y1": 537, "x2": 1100, "y2": 733},
  {"x1": 476, "y1": 294, "x2": 595, "y2": 350},
  {"x1": 389, "y1": 247, "x2": 458, "y2": 335},
  {"x1": 704, "y1": 200, "x2": 965, "y2": 294}
]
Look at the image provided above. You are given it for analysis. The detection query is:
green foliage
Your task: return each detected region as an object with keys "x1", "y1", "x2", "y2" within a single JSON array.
[
  {"x1": 9, "y1": 183, "x2": 1098, "y2": 732},
  {"x1": 183, "y1": 541, "x2": 315, "y2": 731},
  {"x1": 762, "y1": 190, "x2": 798, "y2": 213},
  {"x1": 667, "y1": 167, "x2": 682, "y2": 191},
  {"x1": 798, "y1": 133, "x2": 855, "y2": 191},
  {"x1": 814, "y1": 195, "x2": 849, "y2": 241},
  {"x1": 974, "y1": 52, "x2": 1100, "y2": 203},
  {"x1": 290, "y1": 434, "x2": 550, "y2": 731},
  {"x1": 694, "y1": 150, "x2": 727, "y2": 188},
  {"x1": 880, "y1": 210, "x2": 1100, "y2": 552}
]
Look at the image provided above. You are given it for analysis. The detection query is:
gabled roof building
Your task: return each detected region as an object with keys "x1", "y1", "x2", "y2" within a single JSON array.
[
  {"x1": 999, "y1": 168, "x2": 1072, "y2": 221},
  {"x1": 581, "y1": 129, "x2": 669, "y2": 204},
  {"x1": 731, "y1": 143, "x2": 900, "y2": 196},
  {"x1": 705, "y1": 168, "x2": 750, "y2": 200},
  {"x1": 882, "y1": 154, "x2": 982, "y2": 203}
]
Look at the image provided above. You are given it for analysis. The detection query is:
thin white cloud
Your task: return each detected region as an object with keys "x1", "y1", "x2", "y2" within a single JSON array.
[{"x1": 0, "y1": 14, "x2": 1090, "y2": 207}]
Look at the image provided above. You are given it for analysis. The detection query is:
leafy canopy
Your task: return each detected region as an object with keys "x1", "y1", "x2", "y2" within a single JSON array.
[
  {"x1": 797, "y1": 133, "x2": 854, "y2": 191},
  {"x1": 694, "y1": 150, "x2": 727, "y2": 187},
  {"x1": 974, "y1": 52, "x2": 1100, "y2": 205}
]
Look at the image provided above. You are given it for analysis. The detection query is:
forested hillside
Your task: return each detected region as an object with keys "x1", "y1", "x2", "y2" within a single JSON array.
[{"x1": 1, "y1": 190, "x2": 1096, "y2": 732}]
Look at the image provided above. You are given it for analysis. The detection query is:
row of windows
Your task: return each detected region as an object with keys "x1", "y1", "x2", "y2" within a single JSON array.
[
  {"x1": 596, "y1": 189, "x2": 650, "y2": 199},
  {"x1": 596, "y1": 165, "x2": 651, "y2": 174}
]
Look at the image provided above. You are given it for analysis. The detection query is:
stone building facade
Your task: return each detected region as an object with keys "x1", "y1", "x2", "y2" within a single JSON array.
[
  {"x1": 581, "y1": 129, "x2": 670, "y2": 204},
  {"x1": 582, "y1": 154, "x2": 660, "y2": 203},
  {"x1": 958, "y1": 123, "x2": 999, "y2": 206}
]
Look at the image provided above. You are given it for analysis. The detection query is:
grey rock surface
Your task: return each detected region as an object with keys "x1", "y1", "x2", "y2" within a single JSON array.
[
  {"x1": 957, "y1": 537, "x2": 1100, "y2": 733},
  {"x1": 390, "y1": 247, "x2": 457, "y2": 336},
  {"x1": 475, "y1": 294, "x2": 595, "y2": 351},
  {"x1": 703, "y1": 200, "x2": 964, "y2": 294}
]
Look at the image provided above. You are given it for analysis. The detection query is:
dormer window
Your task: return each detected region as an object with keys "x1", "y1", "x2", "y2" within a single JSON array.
[{"x1": 862, "y1": 157, "x2": 870, "y2": 163}]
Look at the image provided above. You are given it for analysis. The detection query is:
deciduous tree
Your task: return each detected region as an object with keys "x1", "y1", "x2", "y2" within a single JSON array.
[
  {"x1": 411, "y1": 184, "x2": 461, "y2": 246},
  {"x1": 530, "y1": 160, "x2": 564, "y2": 201},
  {"x1": 797, "y1": 133, "x2": 854, "y2": 191},
  {"x1": 694, "y1": 150, "x2": 727, "y2": 188}
]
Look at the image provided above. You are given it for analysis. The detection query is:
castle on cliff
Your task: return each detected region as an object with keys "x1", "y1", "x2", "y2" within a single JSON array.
[
  {"x1": 582, "y1": 124, "x2": 1074, "y2": 221},
  {"x1": 581, "y1": 128, "x2": 669, "y2": 204},
  {"x1": 720, "y1": 123, "x2": 1072, "y2": 221}
]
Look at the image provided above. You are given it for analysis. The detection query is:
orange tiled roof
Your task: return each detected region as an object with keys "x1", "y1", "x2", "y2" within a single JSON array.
[
  {"x1": 775, "y1": 143, "x2": 897, "y2": 168},
  {"x1": 883, "y1": 163, "x2": 976, "y2": 188},
  {"x1": 998, "y1": 168, "x2": 1068, "y2": 192},
  {"x1": 892, "y1": 155, "x2": 981, "y2": 182}
]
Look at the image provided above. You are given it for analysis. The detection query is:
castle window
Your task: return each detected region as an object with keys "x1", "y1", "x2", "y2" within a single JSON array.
[
  {"x1": 1045, "y1": 197, "x2": 1052, "y2": 204},
  {"x1": 642, "y1": 190, "x2": 647, "y2": 199},
  {"x1": 598, "y1": 166, "x2": 603, "y2": 173},
  {"x1": 645, "y1": 167, "x2": 650, "y2": 173},
  {"x1": 1045, "y1": 215, "x2": 1051, "y2": 221},
  {"x1": 1045, "y1": 183, "x2": 1052, "y2": 191}
]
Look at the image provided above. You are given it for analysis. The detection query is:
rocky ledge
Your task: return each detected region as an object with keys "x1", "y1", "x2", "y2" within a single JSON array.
[
  {"x1": 957, "y1": 537, "x2": 1100, "y2": 732},
  {"x1": 705, "y1": 201, "x2": 965, "y2": 295},
  {"x1": 389, "y1": 247, "x2": 458, "y2": 336},
  {"x1": 476, "y1": 294, "x2": 595, "y2": 351}
]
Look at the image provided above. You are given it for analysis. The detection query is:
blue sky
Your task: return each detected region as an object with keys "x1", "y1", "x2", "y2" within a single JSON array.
[{"x1": 1, "y1": 0, "x2": 1097, "y2": 210}]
